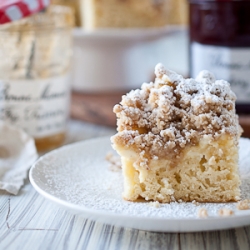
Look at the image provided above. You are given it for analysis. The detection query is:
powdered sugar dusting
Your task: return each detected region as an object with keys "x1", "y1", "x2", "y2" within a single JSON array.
[{"x1": 31, "y1": 137, "x2": 250, "y2": 219}]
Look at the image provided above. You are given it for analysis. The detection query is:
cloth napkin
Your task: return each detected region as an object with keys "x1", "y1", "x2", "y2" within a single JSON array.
[{"x1": 0, "y1": 123, "x2": 38, "y2": 195}]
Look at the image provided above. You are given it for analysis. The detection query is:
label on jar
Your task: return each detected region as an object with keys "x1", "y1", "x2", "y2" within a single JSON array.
[
  {"x1": 191, "y1": 42, "x2": 250, "y2": 104},
  {"x1": 0, "y1": 74, "x2": 70, "y2": 138}
]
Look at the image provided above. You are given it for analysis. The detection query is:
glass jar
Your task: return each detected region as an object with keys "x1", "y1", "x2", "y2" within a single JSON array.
[
  {"x1": 0, "y1": 6, "x2": 74, "y2": 152},
  {"x1": 189, "y1": 0, "x2": 250, "y2": 114},
  {"x1": 51, "y1": 0, "x2": 81, "y2": 26}
]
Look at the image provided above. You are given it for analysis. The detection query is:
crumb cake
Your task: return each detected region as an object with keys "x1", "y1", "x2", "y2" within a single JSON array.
[
  {"x1": 81, "y1": 0, "x2": 169, "y2": 29},
  {"x1": 168, "y1": 0, "x2": 188, "y2": 25},
  {"x1": 111, "y1": 64, "x2": 241, "y2": 203}
]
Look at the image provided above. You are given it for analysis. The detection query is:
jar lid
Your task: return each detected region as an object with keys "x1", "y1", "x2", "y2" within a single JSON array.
[{"x1": 0, "y1": 0, "x2": 50, "y2": 25}]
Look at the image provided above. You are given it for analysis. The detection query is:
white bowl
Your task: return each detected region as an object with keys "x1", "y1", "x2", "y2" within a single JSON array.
[{"x1": 71, "y1": 26, "x2": 184, "y2": 92}]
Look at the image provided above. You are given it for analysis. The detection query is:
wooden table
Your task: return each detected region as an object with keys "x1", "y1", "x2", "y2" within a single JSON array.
[{"x1": 1, "y1": 120, "x2": 250, "y2": 250}]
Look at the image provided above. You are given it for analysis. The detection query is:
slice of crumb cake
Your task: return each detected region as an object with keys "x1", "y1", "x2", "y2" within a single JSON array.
[
  {"x1": 82, "y1": 0, "x2": 169, "y2": 29},
  {"x1": 111, "y1": 63, "x2": 241, "y2": 203}
]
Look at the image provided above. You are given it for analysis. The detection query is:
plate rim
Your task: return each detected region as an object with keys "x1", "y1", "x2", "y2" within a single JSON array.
[
  {"x1": 73, "y1": 25, "x2": 186, "y2": 41},
  {"x1": 29, "y1": 136, "x2": 250, "y2": 232}
]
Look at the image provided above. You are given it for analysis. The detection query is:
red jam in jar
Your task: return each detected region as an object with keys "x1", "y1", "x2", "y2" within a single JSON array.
[{"x1": 189, "y1": 0, "x2": 250, "y2": 113}]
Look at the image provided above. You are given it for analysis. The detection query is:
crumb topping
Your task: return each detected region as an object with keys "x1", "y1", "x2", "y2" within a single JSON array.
[{"x1": 111, "y1": 63, "x2": 240, "y2": 166}]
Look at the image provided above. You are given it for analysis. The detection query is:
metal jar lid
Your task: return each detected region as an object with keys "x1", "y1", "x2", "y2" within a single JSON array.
[
  {"x1": 189, "y1": 0, "x2": 250, "y2": 2},
  {"x1": 0, "y1": 0, "x2": 50, "y2": 24}
]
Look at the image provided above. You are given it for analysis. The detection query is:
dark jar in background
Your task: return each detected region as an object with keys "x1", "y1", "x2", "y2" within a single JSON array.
[{"x1": 189, "y1": 0, "x2": 250, "y2": 114}]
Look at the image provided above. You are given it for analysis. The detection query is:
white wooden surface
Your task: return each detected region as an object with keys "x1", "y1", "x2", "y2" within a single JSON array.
[{"x1": 1, "y1": 120, "x2": 250, "y2": 250}]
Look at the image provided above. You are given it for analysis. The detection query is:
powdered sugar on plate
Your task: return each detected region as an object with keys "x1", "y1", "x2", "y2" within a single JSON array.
[{"x1": 30, "y1": 136, "x2": 250, "y2": 222}]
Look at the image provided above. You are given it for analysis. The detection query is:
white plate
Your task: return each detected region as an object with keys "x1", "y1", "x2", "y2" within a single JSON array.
[{"x1": 29, "y1": 136, "x2": 250, "y2": 232}]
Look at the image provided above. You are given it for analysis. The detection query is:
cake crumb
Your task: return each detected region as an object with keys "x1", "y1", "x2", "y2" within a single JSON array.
[
  {"x1": 105, "y1": 152, "x2": 122, "y2": 171},
  {"x1": 178, "y1": 199, "x2": 183, "y2": 203},
  {"x1": 235, "y1": 196, "x2": 241, "y2": 201},
  {"x1": 149, "y1": 201, "x2": 161, "y2": 208},
  {"x1": 218, "y1": 208, "x2": 234, "y2": 217},
  {"x1": 198, "y1": 208, "x2": 208, "y2": 218},
  {"x1": 236, "y1": 200, "x2": 250, "y2": 210},
  {"x1": 192, "y1": 200, "x2": 200, "y2": 206},
  {"x1": 170, "y1": 195, "x2": 176, "y2": 202}
]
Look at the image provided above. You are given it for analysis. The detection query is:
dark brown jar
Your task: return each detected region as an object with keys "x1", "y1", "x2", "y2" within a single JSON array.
[{"x1": 189, "y1": 0, "x2": 250, "y2": 114}]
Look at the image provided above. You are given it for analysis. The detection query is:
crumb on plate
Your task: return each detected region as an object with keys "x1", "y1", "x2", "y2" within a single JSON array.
[
  {"x1": 198, "y1": 208, "x2": 208, "y2": 218},
  {"x1": 218, "y1": 208, "x2": 234, "y2": 217},
  {"x1": 192, "y1": 200, "x2": 200, "y2": 206},
  {"x1": 148, "y1": 201, "x2": 161, "y2": 208},
  {"x1": 105, "y1": 152, "x2": 122, "y2": 171},
  {"x1": 236, "y1": 200, "x2": 250, "y2": 210}
]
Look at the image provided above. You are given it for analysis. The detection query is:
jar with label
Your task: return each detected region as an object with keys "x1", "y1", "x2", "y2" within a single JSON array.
[
  {"x1": 0, "y1": 6, "x2": 73, "y2": 151},
  {"x1": 189, "y1": 0, "x2": 250, "y2": 114}
]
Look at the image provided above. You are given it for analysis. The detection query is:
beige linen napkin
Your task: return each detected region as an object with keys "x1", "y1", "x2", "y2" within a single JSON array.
[{"x1": 0, "y1": 123, "x2": 38, "y2": 195}]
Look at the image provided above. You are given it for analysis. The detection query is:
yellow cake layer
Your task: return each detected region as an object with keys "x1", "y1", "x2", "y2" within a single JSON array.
[{"x1": 114, "y1": 134, "x2": 240, "y2": 203}]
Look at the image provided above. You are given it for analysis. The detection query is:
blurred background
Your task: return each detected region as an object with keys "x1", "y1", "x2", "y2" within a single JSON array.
[
  {"x1": 0, "y1": 0, "x2": 249, "y2": 153},
  {"x1": 54, "y1": 0, "x2": 190, "y2": 127}
]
